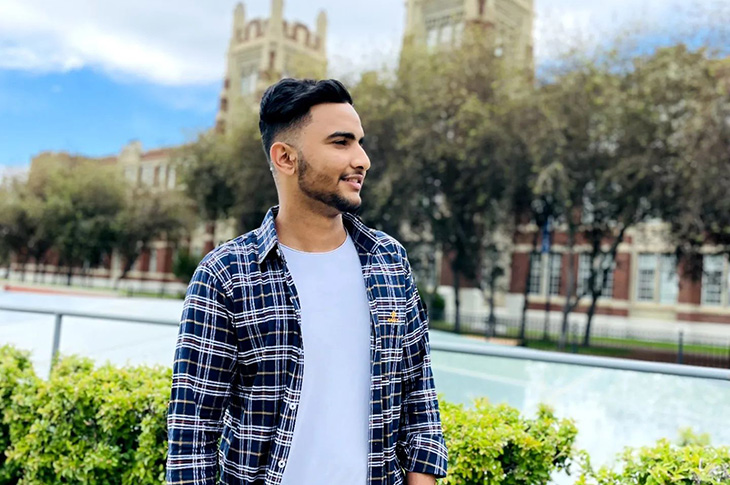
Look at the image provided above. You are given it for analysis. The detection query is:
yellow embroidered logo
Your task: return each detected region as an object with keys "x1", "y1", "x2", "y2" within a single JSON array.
[{"x1": 386, "y1": 311, "x2": 398, "y2": 323}]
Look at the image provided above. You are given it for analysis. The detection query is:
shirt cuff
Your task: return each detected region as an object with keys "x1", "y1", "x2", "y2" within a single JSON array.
[{"x1": 400, "y1": 434, "x2": 448, "y2": 478}]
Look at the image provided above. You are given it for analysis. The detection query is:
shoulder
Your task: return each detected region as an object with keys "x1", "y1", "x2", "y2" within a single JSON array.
[
  {"x1": 195, "y1": 228, "x2": 260, "y2": 286},
  {"x1": 368, "y1": 229, "x2": 413, "y2": 275}
]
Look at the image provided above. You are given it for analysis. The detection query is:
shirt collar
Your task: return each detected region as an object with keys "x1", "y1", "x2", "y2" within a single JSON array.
[{"x1": 255, "y1": 205, "x2": 380, "y2": 264}]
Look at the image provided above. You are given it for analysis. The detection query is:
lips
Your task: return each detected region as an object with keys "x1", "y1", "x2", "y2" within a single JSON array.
[{"x1": 341, "y1": 174, "x2": 365, "y2": 190}]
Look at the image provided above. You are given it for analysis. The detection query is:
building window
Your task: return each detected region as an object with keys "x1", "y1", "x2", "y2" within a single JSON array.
[
  {"x1": 148, "y1": 249, "x2": 158, "y2": 274},
  {"x1": 528, "y1": 252, "x2": 561, "y2": 296},
  {"x1": 124, "y1": 167, "x2": 137, "y2": 183},
  {"x1": 702, "y1": 254, "x2": 725, "y2": 306},
  {"x1": 167, "y1": 166, "x2": 177, "y2": 189},
  {"x1": 578, "y1": 253, "x2": 615, "y2": 299},
  {"x1": 141, "y1": 165, "x2": 154, "y2": 186},
  {"x1": 547, "y1": 253, "x2": 562, "y2": 296},
  {"x1": 426, "y1": 27, "x2": 439, "y2": 47},
  {"x1": 241, "y1": 70, "x2": 258, "y2": 95},
  {"x1": 636, "y1": 253, "x2": 678, "y2": 304},
  {"x1": 637, "y1": 253, "x2": 657, "y2": 302},
  {"x1": 658, "y1": 254, "x2": 678, "y2": 304},
  {"x1": 441, "y1": 23, "x2": 454, "y2": 43},
  {"x1": 528, "y1": 252, "x2": 542, "y2": 294},
  {"x1": 453, "y1": 22, "x2": 464, "y2": 44}
]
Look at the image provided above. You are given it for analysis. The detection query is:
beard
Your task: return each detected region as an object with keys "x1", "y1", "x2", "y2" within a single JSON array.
[{"x1": 297, "y1": 154, "x2": 361, "y2": 214}]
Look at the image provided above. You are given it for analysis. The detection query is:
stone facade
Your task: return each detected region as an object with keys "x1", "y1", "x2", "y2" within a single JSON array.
[
  {"x1": 403, "y1": 0, "x2": 534, "y2": 73},
  {"x1": 215, "y1": 0, "x2": 328, "y2": 132}
]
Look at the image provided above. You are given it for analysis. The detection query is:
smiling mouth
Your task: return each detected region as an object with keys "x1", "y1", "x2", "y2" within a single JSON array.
[{"x1": 341, "y1": 174, "x2": 364, "y2": 190}]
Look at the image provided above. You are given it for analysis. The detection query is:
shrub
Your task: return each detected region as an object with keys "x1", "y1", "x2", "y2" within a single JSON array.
[
  {"x1": 172, "y1": 248, "x2": 201, "y2": 285},
  {"x1": 418, "y1": 285, "x2": 446, "y2": 321},
  {"x1": 438, "y1": 396, "x2": 578, "y2": 484},
  {"x1": 3, "y1": 353, "x2": 170, "y2": 485},
  {"x1": 0, "y1": 345, "x2": 38, "y2": 484},
  {"x1": 576, "y1": 432, "x2": 730, "y2": 485}
]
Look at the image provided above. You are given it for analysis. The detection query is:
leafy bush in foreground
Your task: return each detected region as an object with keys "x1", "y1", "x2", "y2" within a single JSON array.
[
  {"x1": 576, "y1": 432, "x2": 730, "y2": 485},
  {"x1": 1, "y1": 345, "x2": 727, "y2": 485},
  {"x1": 439, "y1": 397, "x2": 578, "y2": 484},
  {"x1": 2, "y1": 351, "x2": 170, "y2": 485},
  {"x1": 0, "y1": 345, "x2": 38, "y2": 484}
]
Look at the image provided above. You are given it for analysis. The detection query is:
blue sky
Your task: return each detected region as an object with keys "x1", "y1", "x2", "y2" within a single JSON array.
[
  {"x1": 0, "y1": 0, "x2": 726, "y2": 171},
  {"x1": 0, "y1": 68, "x2": 218, "y2": 166}
]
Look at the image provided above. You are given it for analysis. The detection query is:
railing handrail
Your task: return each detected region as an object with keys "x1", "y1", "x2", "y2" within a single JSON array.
[
  {"x1": 0, "y1": 304, "x2": 179, "y2": 326},
  {"x1": 429, "y1": 340, "x2": 730, "y2": 381},
  {"x1": 1, "y1": 304, "x2": 728, "y2": 381}
]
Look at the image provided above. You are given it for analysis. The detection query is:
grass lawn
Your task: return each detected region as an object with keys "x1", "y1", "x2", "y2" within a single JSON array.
[{"x1": 430, "y1": 320, "x2": 729, "y2": 358}]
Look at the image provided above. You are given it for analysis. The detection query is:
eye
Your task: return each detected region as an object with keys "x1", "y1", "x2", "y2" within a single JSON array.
[{"x1": 334, "y1": 139, "x2": 348, "y2": 146}]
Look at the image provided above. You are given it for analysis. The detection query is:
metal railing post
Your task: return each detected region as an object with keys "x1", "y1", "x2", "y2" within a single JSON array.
[{"x1": 50, "y1": 313, "x2": 63, "y2": 373}]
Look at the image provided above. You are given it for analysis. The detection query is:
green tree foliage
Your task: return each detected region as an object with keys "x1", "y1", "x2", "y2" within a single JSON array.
[
  {"x1": 377, "y1": 30, "x2": 531, "y2": 331},
  {"x1": 39, "y1": 162, "x2": 127, "y2": 285},
  {"x1": 646, "y1": 47, "x2": 730, "y2": 273},
  {"x1": 439, "y1": 397, "x2": 577, "y2": 485},
  {"x1": 0, "y1": 179, "x2": 44, "y2": 281},
  {"x1": 172, "y1": 247, "x2": 201, "y2": 286},
  {"x1": 113, "y1": 188, "x2": 194, "y2": 285},
  {"x1": 176, "y1": 115, "x2": 277, "y2": 240}
]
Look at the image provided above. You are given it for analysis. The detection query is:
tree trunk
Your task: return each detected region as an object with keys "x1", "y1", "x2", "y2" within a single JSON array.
[
  {"x1": 559, "y1": 226, "x2": 576, "y2": 351},
  {"x1": 543, "y1": 252, "x2": 552, "y2": 341},
  {"x1": 519, "y1": 231, "x2": 540, "y2": 343},
  {"x1": 584, "y1": 293, "x2": 599, "y2": 347},
  {"x1": 487, "y1": 273, "x2": 497, "y2": 338},
  {"x1": 583, "y1": 226, "x2": 626, "y2": 348},
  {"x1": 453, "y1": 265, "x2": 461, "y2": 334},
  {"x1": 18, "y1": 259, "x2": 27, "y2": 282}
]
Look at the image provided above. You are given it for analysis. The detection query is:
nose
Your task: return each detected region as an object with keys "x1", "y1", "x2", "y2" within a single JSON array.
[{"x1": 353, "y1": 143, "x2": 371, "y2": 173}]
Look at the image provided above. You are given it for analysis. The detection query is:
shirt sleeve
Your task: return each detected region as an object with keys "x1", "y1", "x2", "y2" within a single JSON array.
[
  {"x1": 166, "y1": 261, "x2": 238, "y2": 485},
  {"x1": 396, "y1": 252, "x2": 449, "y2": 478}
]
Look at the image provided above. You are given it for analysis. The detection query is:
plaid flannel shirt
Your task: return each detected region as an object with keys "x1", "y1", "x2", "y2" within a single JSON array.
[{"x1": 166, "y1": 206, "x2": 448, "y2": 484}]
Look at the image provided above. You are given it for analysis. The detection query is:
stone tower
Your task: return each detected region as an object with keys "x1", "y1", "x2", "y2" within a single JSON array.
[
  {"x1": 402, "y1": 0, "x2": 534, "y2": 74},
  {"x1": 216, "y1": 0, "x2": 328, "y2": 132}
]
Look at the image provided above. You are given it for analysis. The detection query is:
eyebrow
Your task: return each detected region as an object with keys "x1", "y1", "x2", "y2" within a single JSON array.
[{"x1": 326, "y1": 131, "x2": 365, "y2": 145}]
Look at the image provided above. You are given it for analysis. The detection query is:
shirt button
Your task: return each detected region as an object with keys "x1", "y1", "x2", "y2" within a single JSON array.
[
  {"x1": 278, "y1": 459, "x2": 286, "y2": 468},
  {"x1": 289, "y1": 403, "x2": 296, "y2": 411}
]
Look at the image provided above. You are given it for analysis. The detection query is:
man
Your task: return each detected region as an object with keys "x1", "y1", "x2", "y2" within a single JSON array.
[{"x1": 166, "y1": 78, "x2": 448, "y2": 485}]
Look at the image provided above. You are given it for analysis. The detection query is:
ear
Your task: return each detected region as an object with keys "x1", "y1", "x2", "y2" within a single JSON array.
[{"x1": 269, "y1": 141, "x2": 298, "y2": 176}]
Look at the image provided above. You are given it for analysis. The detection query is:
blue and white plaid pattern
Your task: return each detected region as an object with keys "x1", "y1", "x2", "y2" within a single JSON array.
[{"x1": 166, "y1": 206, "x2": 448, "y2": 484}]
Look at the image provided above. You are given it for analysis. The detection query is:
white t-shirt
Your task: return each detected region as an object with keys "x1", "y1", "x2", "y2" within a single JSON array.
[{"x1": 279, "y1": 232, "x2": 371, "y2": 485}]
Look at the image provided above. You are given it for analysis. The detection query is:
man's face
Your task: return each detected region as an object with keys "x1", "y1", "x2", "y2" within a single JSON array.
[{"x1": 293, "y1": 103, "x2": 370, "y2": 214}]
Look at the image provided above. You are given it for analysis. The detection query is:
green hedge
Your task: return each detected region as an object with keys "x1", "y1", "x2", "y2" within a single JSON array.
[
  {"x1": 0, "y1": 344, "x2": 726, "y2": 485},
  {"x1": 576, "y1": 432, "x2": 730, "y2": 485},
  {"x1": 0, "y1": 346, "x2": 169, "y2": 484},
  {"x1": 440, "y1": 398, "x2": 577, "y2": 484}
]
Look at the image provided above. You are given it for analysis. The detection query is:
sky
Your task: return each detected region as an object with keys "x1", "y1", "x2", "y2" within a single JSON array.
[{"x1": 0, "y1": 0, "x2": 726, "y2": 171}]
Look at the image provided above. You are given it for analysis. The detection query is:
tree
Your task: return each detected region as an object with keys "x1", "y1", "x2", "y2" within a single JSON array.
[
  {"x1": 175, "y1": 131, "x2": 237, "y2": 246},
  {"x1": 526, "y1": 52, "x2": 662, "y2": 349},
  {"x1": 177, "y1": 113, "x2": 277, "y2": 241},
  {"x1": 392, "y1": 30, "x2": 528, "y2": 331},
  {"x1": 0, "y1": 179, "x2": 42, "y2": 282},
  {"x1": 226, "y1": 114, "x2": 279, "y2": 233},
  {"x1": 113, "y1": 188, "x2": 194, "y2": 286},
  {"x1": 647, "y1": 47, "x2": 730, "y2": 275},
  {"x1": 41, "y1": 162, "x2": 126, "y2": 285}
]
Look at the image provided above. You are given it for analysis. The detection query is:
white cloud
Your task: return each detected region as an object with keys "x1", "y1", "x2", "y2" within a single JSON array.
[{"x1": 0, "y1": 0, "x2": 726, "y2": 86}]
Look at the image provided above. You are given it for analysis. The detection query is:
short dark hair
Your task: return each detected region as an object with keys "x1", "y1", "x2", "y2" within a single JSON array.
[{"x1": 259, "y1": 78, "x2": 353, "y2": 160}]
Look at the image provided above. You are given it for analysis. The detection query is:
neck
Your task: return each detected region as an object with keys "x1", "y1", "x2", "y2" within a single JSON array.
[{"x1": 275, "y1": 198, "x2": 347, "y2": 253}]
